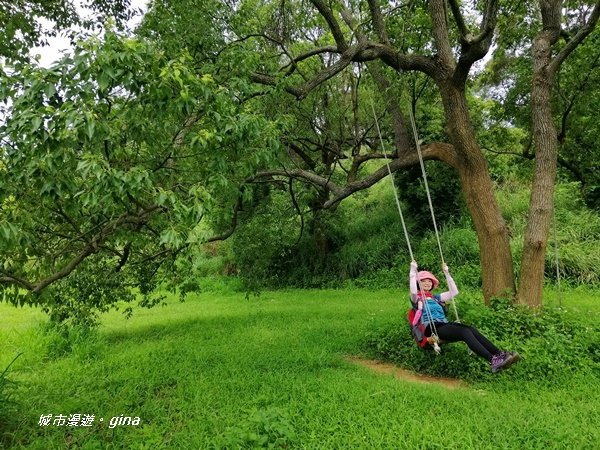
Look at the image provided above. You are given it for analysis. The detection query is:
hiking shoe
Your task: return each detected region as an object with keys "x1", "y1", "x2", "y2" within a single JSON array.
[
  {"x1": 490, "y1": 353, "x2": 511, "y2": 373},
  {"x1": 500, "y1": 351, "x2": 521, "y2": 369}
]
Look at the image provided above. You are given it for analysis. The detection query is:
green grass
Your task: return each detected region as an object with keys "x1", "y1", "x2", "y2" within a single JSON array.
[{"x1": 1, "y1": 288, "x2": 599, "y2": 449}]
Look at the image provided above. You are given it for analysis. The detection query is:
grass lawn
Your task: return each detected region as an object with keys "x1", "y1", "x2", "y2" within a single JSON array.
[{"x1": 1, "y1": 287, "x2": 599, "y2": 449}]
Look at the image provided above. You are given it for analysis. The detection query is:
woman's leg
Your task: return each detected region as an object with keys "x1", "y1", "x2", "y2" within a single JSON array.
[
  {"x1": 428, "y1": 323, "x2": 519, "y2": 372},
  {"x1": 467, "y1": 325, "x2": 501, "y2": 355},
  {"x1": 432, "y1": 323, "x2": 495, "y2": 361},
  {"x1": 450, "y1": 323, "x2": 501, "y2": 356}
]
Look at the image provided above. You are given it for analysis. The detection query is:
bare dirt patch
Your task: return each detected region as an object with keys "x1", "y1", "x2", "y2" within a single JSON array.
[{"x1": 347, "y1": 357, "x2": 466, "y2": 389}]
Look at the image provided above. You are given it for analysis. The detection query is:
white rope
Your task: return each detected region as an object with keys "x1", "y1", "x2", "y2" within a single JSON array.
[
  {"x1": 371, "y1": 103, "x2": 414, "y2": 262},
  {"x1": 408, "y1": 105, "x2": 444, "y2": 264}
]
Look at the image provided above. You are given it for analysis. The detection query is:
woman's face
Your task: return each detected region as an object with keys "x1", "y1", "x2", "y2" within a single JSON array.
[{"x1": 419, "y1": 278, "x2": 433, "y2": 291}]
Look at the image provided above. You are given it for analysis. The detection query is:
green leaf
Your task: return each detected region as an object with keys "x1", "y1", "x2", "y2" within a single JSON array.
[
  {"x1": 86, "y1": 120, "x2": 95, "y2": 139},
  {"x1": 98, "y1": 72, "x2": 110, "y2": 92},
  {"x1": 44, "y1": 83, "x2": 56, "y2": 99},
  {"x1": 31, "y1": 116, "x2": 42, "y2": 132}
]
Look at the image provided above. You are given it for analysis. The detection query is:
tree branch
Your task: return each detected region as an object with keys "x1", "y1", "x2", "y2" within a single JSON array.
[
  {"x1": 367, "y1": 0, "x2": 390, "y2": 44},
  {"x1": 454, "y1": 0, "x2": 499, "y2": 85},
  {"x1": 474, "y1": 0, "x2": 500, "y2": 44},
  {"x1": 31, "y1": 206, "x2": 160, "y2": 292},
  {"x1": 252, "y1": 168, "x2": 342, "y2": 195},
  {"x1": 205, "y1": 196, "x2": 243, "y2": 243},
  {"x1": 309, "y1": 0, "x2": 348, "y2": 51},
  {"x1": 253, "y1": 40, "x2": 437, "y2": 98},
  {"x1": 323, "y1": 142, "x2": 457, "y2": 208},
  {"x1": 0, "y1": 272, "x2": 35, "y2": 290},
  {"x1": 549, "y1": 1, "x2": 600, "y2": 75},
  {"x1": 367, "y1": 63, "x2": 412, "y2": 156},
  {"x1": 286, "y1": 141, "x2": 317, "y2": 169},
  {"x1": 196, "y1": 138, "x2": 457, "y2": 244},
  {"x1": 115, "y1": 242, "x2": 132, "y2": 272},
  {"x1": 288, "y1": 178, "x2": 305, "y2": 246},
  {"x1": 448, "y1": 0, "x2": 471, "y2": 42},
  {"x1": 282, "y1": 45, "x2": 339, "y2": 74},
  {"x1": 251, "y1": 141, "x2": 457, "y2": 210},
  {"x1": 251, "y1": 72, "x2": 304, "y2": 97},
  {"x1": 293, "y1": 43, "x2": 368, "y2": 99},
  {"x1": 0, "y1": 206, "x2": 161, "y2": 293},
  {"x1": 429, "y1": 0, "x2": 455, "y2": 69}
]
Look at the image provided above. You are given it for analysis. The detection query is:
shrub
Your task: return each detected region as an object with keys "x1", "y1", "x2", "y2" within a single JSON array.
[
  {"x1": 363, "y1": 294, "x2": 599, "y2": 384},
  {"x1": 395, "y1": 161, "x2": 464, "y2": 234},
  {"x1": 39, "y1": 322, "x2": 104, "y2": 361}
]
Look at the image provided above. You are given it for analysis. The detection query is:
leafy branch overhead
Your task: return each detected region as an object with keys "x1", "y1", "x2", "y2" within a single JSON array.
[
  {"x1": 0, "y1": 0, "x2": 137, "y2": 62},
  {"x1": 0, "y1": 30, "x2": 280, "y2": 305},
  {"x1": 220, "y1": 0, "x2": 506, "y2": 224}
]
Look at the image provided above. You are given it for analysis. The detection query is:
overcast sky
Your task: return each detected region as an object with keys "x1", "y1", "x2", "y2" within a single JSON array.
[{"x1": 30, "y1": 0, "x2": 149, "y2": 67}]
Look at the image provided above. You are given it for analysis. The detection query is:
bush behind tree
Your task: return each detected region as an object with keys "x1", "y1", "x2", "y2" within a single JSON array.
[
  {"x1": 394, "y1": 161, "x2": 464, "y2": 236},
  {"x1": 226, "y1": 176, "x2": 600, "y2": 290}
]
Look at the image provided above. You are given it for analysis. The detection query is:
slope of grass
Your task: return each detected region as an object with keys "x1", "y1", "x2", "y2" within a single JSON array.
[{"x1": 1, "y1": 288, "x2": 599, "y2": 449}]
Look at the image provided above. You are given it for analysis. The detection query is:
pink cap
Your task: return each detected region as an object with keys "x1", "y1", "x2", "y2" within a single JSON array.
[{"x1": 417, "y1": 270, "x2": 439, "y2": 289}]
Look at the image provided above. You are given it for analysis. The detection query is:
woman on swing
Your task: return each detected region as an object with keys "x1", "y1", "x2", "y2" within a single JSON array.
[{"x1": 409, "y1": 261, "x2": 520, "y2": 373}]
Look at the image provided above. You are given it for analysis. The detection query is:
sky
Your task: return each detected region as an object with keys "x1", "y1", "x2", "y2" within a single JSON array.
[{"x1": 30, "y1": 0, "x2": 149, "y2": 67}]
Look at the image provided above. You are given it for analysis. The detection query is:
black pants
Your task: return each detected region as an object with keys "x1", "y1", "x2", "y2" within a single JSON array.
[{"x1": 426, "y1": 322, "x2": 500, "y2": 361}]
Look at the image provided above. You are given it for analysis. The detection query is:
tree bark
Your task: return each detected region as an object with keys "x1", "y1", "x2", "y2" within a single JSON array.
[
  {"x1": 516, "y1": 1, "x2": 561, "y2": 307},
  {"x1": 438, "y1": 82, "x2": 515, "y2": 302},
  {"x1": 421, "y1": 0, "x2": 514, "y2": 302},
  {"x1": 517, "y1": 40, "x2": 558, "y2": 307},
  {"x1": 517, "y1": 0, "x2": 600, "y2": 307}
]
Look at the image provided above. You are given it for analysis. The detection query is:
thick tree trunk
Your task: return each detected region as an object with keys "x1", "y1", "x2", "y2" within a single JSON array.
[
  {"x1": 460, "y1": 165, "x2": 515, "y2": 303},
  {"x1": 517, "y1": 22, "x2": 561, "y2": 307},
  {"x1": 440, "y1": 84, "x2": 515, "y2": 303}
]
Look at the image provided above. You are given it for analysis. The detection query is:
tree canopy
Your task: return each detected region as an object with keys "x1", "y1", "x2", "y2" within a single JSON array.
[
  {"x1": 0, "y1": 29, "x2": 279, "y2": 322},
  {"x1": 0, "y1": 0, "x2": 137, "y2": 62},
  {"x1": 163, "y1": 0, "x2": 598, "y2": 306},
  {"x1": 1, "y1": 0, "x2": 600, "y2": 319}
]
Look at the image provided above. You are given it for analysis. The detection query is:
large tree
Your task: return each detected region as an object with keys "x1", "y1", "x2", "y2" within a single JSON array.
[
  {"x1": 2, "y1": 0, "x2": 599, "y2": 312},
  {"x1": 196, "y1": 0, "x2": 598, "y2": 305},
  {"x1": 518, "y1": 0, "x2": 600, "y2": 306}
]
